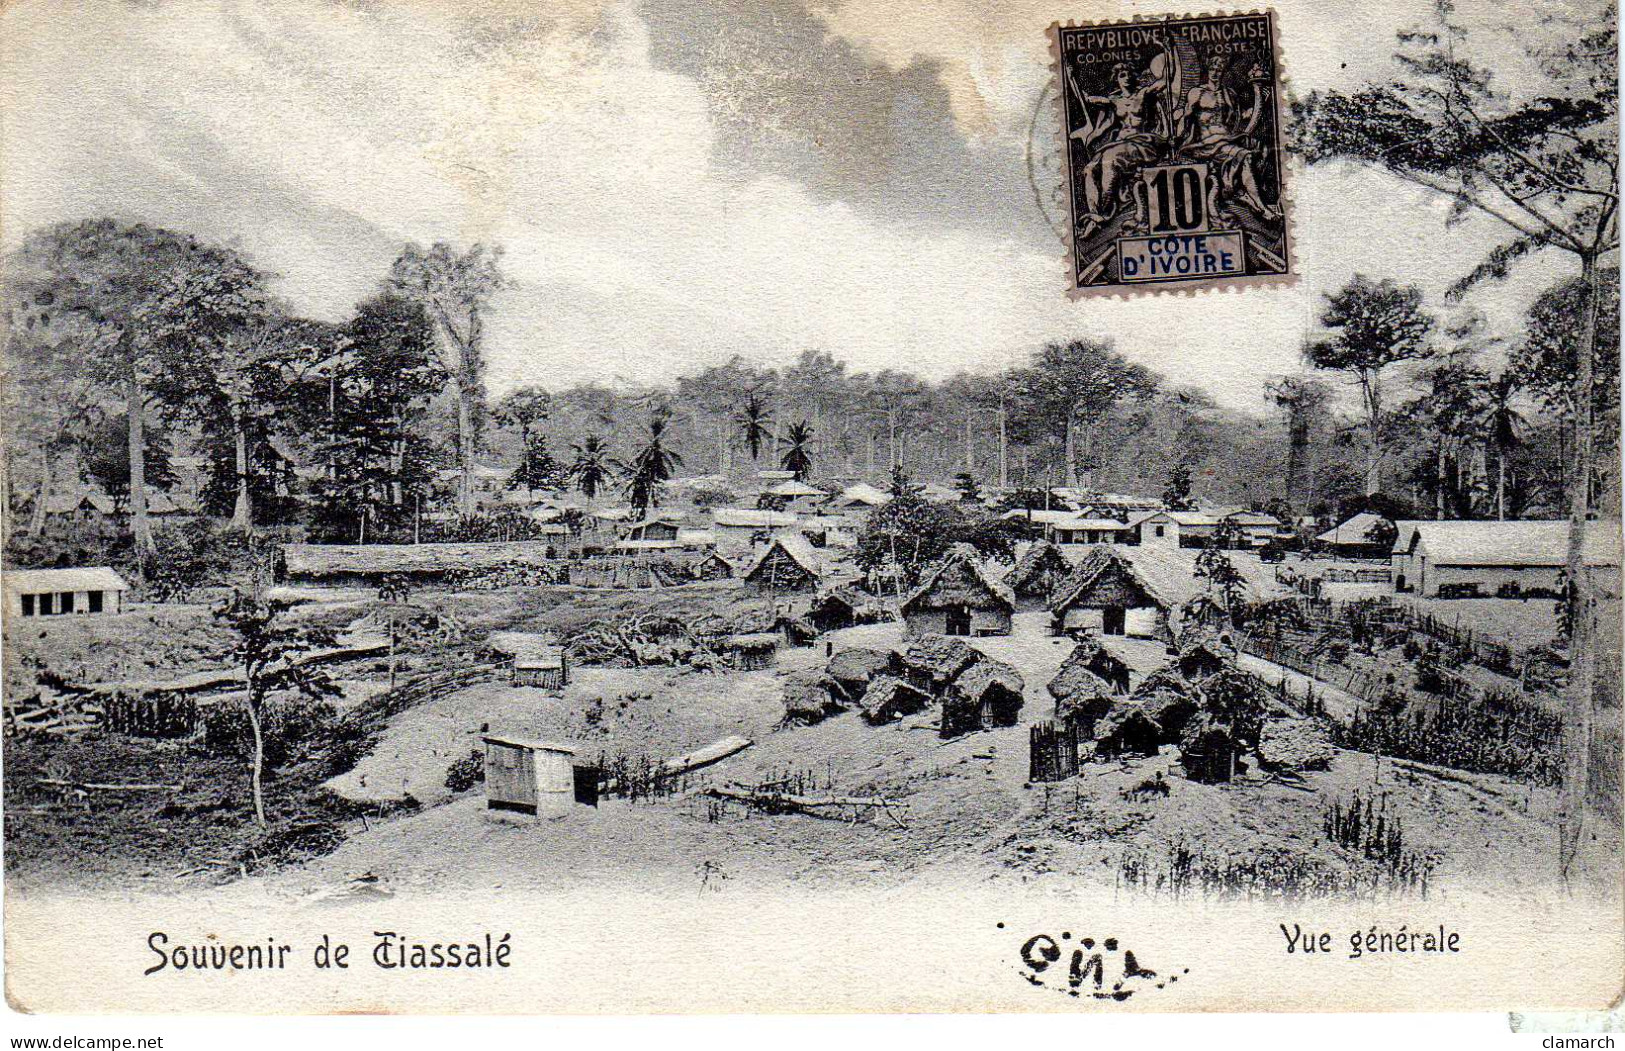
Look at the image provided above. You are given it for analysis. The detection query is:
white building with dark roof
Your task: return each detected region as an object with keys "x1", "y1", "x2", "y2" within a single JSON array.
[
  {"x1": 4, "y1": 567, "x2": 131, "y2": 619},
  {"x1": 1392, "y1": 520, "x2": 1621, "y2": 597}
]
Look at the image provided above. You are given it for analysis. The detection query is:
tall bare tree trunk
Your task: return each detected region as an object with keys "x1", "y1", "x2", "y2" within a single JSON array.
[
  {"x1": 963, "y1": 416, "x2": 974, "y2": 474},
  {"x1": 231, "y1": 414, "x2": 252, "y2": 531},
  {"x1": 246, "y1": 692, "x2": 267, "y2": 829},
  {"x1": 1559, "y1": 250, "x2": 1600, "y2": 885},
  {"x1": 997, "y1": 395, "x2": 1009, "y2": 489},
  {"x1": 1496, "y1": 453, "x2": 1507, "y2": 521},
  {"x1": 1435, "y1": 446, "x2": 1447, "y2": 518},
  {"x1": 30, "y1": 453, "x2": 50, "y2": 535},
  {"x1": 126, "y1": 363, "x2": 152, "y2": 559},
  {"x1": 456, "y1": 385, "x2": 475, "y2": 518},
  {"x1": 1063, "y1": 417, "x2": 1078, "y2": 489}
]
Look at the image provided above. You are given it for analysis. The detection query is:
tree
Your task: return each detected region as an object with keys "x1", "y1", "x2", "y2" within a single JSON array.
[
  {"x1": 388, "y1": 242, "x2": 504, "y2": 518},
  {"x1": 302, "y1": 297, "x2": 445, "y2": 543},
  {"x1": 1294, "y1": 2, "x2": 1618, "y2": 879},
  {"x1": 1012, "y1": 339, "x2": 1159, "y2": 489},
  {"x1": 495, "y1": 386, "x2": 556, "y2": 499},
  {"x1": 1303, "y1": 275, "x2": 1435, "y2": 496},
  {"x1": 77, "y1": 411, "x2": 176, "y2": 509},
  {"x1": 780, "y1": 420, "x2": 815, "y2": 480},
  {"x1": 494, "y1": 386, "x2": 552, "y2": 447},
  {"x1": 163, "y1": 310, "x2": 333, "y2": 532},
  {"x1": 869, "y1": 370, "x2": 930, "y2": 470},
  {"x1": 1484, "y1": 372, "x2": 1526, "y2": 520},
  {"x1": 212, "y1": 589, "x2": 336, "y2": 828},
  {"x1": 1512, "y1": 269, "x2": 1621, "y2": 464},
  {"x1": 625, "y1": 412, "x2": 682, "y2": 513},
  {"x1": 508, "y1": 435, "x2": 564, "y2": 497},
  {"x1": 9, "y1": 220, "x2": 267, "y2": 559},
  {"x1": 2, "y1": 328, "x2": 103, "y2": 534},
  {"x1": 567, "y1": 434, "x2": 620, "y2": 500},
  {"x1": 736, "y1": 392, "x2": 772, "y2": 462},
  {"x1": 1265, "y1": 375, "x2": 1332, "y2": 514},
  {"x1": 1162, "y1": 463, "x2": 1195, "y2": 511}
]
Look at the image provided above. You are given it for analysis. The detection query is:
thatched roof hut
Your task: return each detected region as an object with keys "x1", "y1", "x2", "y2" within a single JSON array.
[
  {"x1": 807, "y1": 587, "x2": 860, "y2": 633},
  {"x1": 1092, "y1": 704, "x2": 1164, "y2": 759},
  {"x1": 782, "y1": 672, "x2": 847, "y2": 726},
  {"x1": 825, "y1": 647, "x2": 894, "y2": 701},
  {"x1": 1179, "y1": 714, "x2": 1244, "y2": 783},
  {"x1": 859, "y1": 675, "x2": 933, "y2": 725},
  {"x1": 893, "y1": 633, "x2": 984, "y2": 695},
  {"x1": 1046, "y1": 662, "x2": 1117, "y2": 738},
  {"x1": 1049, "y1": 546, "x2": 1171, "y2": 638},
  {"x1": 719, "y1": 632, "x2": 779, "y2": 669},
  {"x1": 900, "y1": 547, "x2": 1014, "y2": 637},
  {"x1": 942, "y1": 658, "x2": 1025, "y2": 737},
  {"x1": 1055, "y1": 635, "x2": 1133, "y2": 695},
  {"x1": 1006, "y1": 541, "x2": 1073, "y2": 607},
  {"x1": 742, "y1": 533, "x2": 823, "y2": 592},
  {"x1": 1176, "y1": 633, "x2": 1237, "y2": 681},
  {"x1": 1136, "y1": 686, "x2": 1200, "y2": 743}
]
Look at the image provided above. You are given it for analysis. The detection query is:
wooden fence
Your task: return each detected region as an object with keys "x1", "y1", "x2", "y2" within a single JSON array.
[
  {"x1": 1029, "y1": 720, "x2": 1080, "y2": 783},
  {"x1": 1234, "y1": 632, "x2": 1389, "y2": 704}
]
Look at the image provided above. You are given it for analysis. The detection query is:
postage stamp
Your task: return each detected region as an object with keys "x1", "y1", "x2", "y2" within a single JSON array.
[{"x1": 1048, "y1": 11, "x2": 1294, "y2": 297}]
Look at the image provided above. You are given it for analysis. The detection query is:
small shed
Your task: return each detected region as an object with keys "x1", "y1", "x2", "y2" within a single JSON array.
[
  {"x1": 1046, "y1": 658, "x2": 1118, "y2": 738},
  {"x1": 1006, "y1": 541, "x2": 1074, "y2": 610},
  {"x1": 942, "y1": 658, "x2": 1025, "y2": 737},
  {"x1": 1092, "y1": 705, "x2": 1164, "y2": 759},
  {"x1": 893, "y1": 633, "x2": 983, "y2": 696},
  {"x1": 900, "y1": 547, "x2": 1014, "y2": 637},
  {"x1": 859, "y1": 675, "x2": 933, "y2": 725},
  {"x1": 4, "y1": 566, "x2": 131, "y2": 619},
  {"x1": 1176, "y1": 634, "x2": 1236, "y2": 681},
  {"x1": 742, "y1": 533, "x2": 823, "y2": 593},
  {"x1": 720, "y1": 632, "x2": 779, "y2": 670},
  {"x1": 512, "y1": 646, "x2": 570, "y2": 690},
  {"x1": 691, "y1": 551, "x2": 736, "y2": 581},
  {"x1": 482, "y1": 736, "x2": 583, "y2": 817},
  {"x1": 1180, "y1": 715, "x2": 1244, "y2": 783},
  {"x1": 806, "y1": 587, "x2": 860, "y2": 633},
  {"x1": 1049, "y1": 547, "x2": 1169, "y2": 639}
]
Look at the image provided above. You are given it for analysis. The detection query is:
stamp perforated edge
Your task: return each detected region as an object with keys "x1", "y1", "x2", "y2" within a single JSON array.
[{"x1": 1045, "y1": 8, "x2": 1301, "y2": 302}]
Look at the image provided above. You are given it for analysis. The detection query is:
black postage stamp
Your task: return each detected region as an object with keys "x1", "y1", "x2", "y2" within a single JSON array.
[{"x1": 1048, "y1": 11, "x2": 1293, "y2": 297}]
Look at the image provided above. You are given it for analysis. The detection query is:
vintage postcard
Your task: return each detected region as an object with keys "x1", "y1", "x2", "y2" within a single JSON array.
[{"x1": 1, "y1": 0, "x2": 1621, "y2": 1020}]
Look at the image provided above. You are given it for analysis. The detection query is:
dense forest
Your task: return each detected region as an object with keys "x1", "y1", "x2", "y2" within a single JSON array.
[{"x1": 1, "y1": 213, "x2": 1615, "y2": 562}]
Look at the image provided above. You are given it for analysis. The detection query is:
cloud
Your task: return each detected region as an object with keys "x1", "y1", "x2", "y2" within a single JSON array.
[{"x1": 0, "y1": 0, "x2": 1583, "y2": 417}]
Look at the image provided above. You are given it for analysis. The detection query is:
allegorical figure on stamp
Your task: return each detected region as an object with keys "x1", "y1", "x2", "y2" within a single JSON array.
[
  {"x1": 1175, "y1": 53, "x2": 1282, "y2": 222},
  {"x1": 1064, "y1": 45, "x2": 1178, "y2": 235}
]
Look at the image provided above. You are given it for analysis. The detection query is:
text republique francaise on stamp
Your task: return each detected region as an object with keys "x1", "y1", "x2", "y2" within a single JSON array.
[{"x1": 1048, "y1": 11, "x2": 1294, "y2": 297}]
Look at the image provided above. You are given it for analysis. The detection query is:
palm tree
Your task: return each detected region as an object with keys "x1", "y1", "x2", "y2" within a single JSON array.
[
  {"x1": 1486, "y1": 372, "x2": 1526, "y2": 520},
  {"x1": 736, "y1": 393, "x2": 772, "y2": 461},
  {"x1": 780, "y1": 420, "x2": 815, "y2": 480},
  {"x1": 625, "y1": 412, "x2": 683, "y2": 513},
  {"x1": 567, "y1": 434, "x2": 620, "y2": 500}
]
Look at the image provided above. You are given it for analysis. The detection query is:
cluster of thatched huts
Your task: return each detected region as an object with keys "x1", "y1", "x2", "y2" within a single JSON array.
[
  {"x1": 781, "y1": 633, "x2": 1025, "y2": 739},
  {"x1": 1044, "y1": 632, "x2": 1330, "y2": 783}
]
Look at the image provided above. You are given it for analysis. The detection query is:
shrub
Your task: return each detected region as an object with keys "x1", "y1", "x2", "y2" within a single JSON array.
[
  {"x1": 445, "y1": 750, "x2": 485, "y2": 793},
  {"x1": 202, "y1": 695, "x2": 340, "y2": 769}
]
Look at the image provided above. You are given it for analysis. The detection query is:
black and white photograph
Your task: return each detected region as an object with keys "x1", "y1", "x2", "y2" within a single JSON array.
[{"x1": 0, "y1": 0, "x2": 1620, "y2": 1018}]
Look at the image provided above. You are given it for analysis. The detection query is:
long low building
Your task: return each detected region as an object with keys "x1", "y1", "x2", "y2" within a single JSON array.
[
  {"x1": 4, "y1": 566, "x2": 131, "y2": 619},
  {"x1": 1392, "y1": 520, "x2": 1622, "y2": 597},
  {"x1": 281, "y1": 541, "x2": 566, "y2": 582}
]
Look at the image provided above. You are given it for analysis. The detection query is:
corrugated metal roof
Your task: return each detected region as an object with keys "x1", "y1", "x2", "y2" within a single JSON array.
[
  {"x1": 4, "y1": 566, "x2": 131, "y2": 594},
  {"x1": 1406, "y1": 520, "x2": 1621, "y2": 567}
]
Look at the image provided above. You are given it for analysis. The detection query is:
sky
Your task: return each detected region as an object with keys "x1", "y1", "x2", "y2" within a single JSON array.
[{"x1": 0, "y1": 0, "x2": 1592, "y2": 414}]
